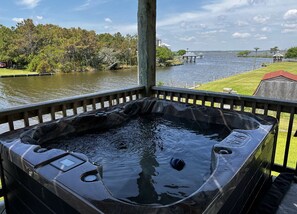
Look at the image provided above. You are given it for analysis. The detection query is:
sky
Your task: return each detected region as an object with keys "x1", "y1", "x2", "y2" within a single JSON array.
[{"x1": 1, "y1": 0, "x2": 297, "y2": 51}]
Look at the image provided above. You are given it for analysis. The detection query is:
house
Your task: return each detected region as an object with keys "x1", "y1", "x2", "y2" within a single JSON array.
[{"x1": 254, "y1": 70, "x2": 297, "y2": 101}]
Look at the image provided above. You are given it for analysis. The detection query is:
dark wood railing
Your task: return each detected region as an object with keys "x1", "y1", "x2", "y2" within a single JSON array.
[
  {"x1": 152, "y1": 86, "x2": 297, "y2": 175},
  {"x1": 0, "y1": 86, "x2": 145, "y2": 133},
  {"x1": 0, "y1": 85, "x2": 296, "y2": 175}
]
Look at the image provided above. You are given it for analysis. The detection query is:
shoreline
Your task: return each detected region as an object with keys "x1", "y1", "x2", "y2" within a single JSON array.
[{"x1": 0, "y1": 72, "x2": 54, "y2": 78}]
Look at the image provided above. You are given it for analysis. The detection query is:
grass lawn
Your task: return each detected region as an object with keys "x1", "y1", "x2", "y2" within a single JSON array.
[
  {"x1": 0, "y1": 68, "x2": 38, "y2": 76},
  {"x1": 196, "y1": 62, "x2": 297, "y2": 170},
  {"x1": 197, "y1": 62, "x2": 297, "y2": 95}
]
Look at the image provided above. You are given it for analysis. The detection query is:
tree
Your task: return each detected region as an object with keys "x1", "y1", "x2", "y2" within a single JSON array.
[
  {"x1": 0, "y1": 21, "x2": 139, "y2": 72},
  {"x1": 285, "y1": 47, "x2": 297, "y2": 58},
  {"x1": 11, "y1": 19, "x2": 39, "y2": 67},
  {"x1": 237, "y1": 50, "x2": 251, "y2": 57},
  {"x1": 176, "y1": 49, "x2": 186, "y2": 56},
  {"x1": 156, "y1": 47, "x2": 173, "y2": 63},
  {"x1": 270, "y1": 46, "x2": 279, "y2": 55},
  {"x1": 0, "y1": 25, "x2": 14, "y2": 67},
  {"x1": 254, "y1": 47, "x2": 260, "y2": 54}
]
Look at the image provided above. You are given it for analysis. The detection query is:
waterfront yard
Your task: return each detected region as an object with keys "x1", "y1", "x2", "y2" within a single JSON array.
[
  {"x1": 197, "y1": 62, "x2": 297, "y2": 95},
  {"x1": 197, "y1": 62, "x2": 297, "y2": 170}
]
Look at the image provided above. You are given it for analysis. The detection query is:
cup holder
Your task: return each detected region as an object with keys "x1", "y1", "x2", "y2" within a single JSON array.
[
  {"x1": 81, "y1": 171, "x2": 99, "y2": 182},
  {"x1": 214, "y1": 147, "x2": 232, "y2": 155}
]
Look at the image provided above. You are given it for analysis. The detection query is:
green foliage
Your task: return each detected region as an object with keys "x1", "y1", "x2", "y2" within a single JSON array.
[
  {"x1": 270, "y1": 46, "x2": 279, "y2": 55},
  {"x1": 36, "y1": 60, "x2": 51, "y2": 73},
  {"x1": 0, "y1": 19, "x2": 138, "y2": 72},
  {"x1": 157, "y1": 81, "x2": 165, "y2": 86},
  {"x1": 0, "y1": 25, "x2": 14, "y2": 63},
  {"x1": 176, "y1": 49, "x2": 186, "y2": 56},
  {"x1": 237, "y1": 50, "x2": 251, "y2": 57},
  {"x1": 60, "y1": 62, "x2": 75, "y2": 73},
  {"x1": 285, "y1": 47, "x2": 297, "y2": 58},
  {"x1": 156, "y1": 46, "x2": 174, "y2": 63}
]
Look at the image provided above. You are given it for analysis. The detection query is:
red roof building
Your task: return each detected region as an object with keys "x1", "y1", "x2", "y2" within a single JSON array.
[
  {"x1": 254, "y1": 70, "x2": 297, "y2": 101},
  {"x1": 262, "y1": 70, "x2": 297, "y2": 81}
]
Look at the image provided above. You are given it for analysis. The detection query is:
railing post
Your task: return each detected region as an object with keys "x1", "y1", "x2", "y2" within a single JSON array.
[{"x1": 138, "y1": 0, "x2": 156, "y2": 96}]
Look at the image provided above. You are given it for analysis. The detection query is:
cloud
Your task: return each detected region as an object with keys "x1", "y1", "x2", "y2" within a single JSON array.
[
  {"x1": 75, "y1": 0, "x2": 91, "y2": 11},
  {"x1": 284, "y1": 9, "x2": 297, "y2": 20},
  {"x1": 75, "y1": 0, "x2": 110, "y2": 11},
  {"x1": 17, "y1": 0, "x2": 40, "y2": 9},
  {"x1": 110, "y1": 24, "x2": 137, "y2": 35},
  {"x1": 36, "y1": 16, "x2": 43, "y2": 20},
  {"x1": 179, "y1": 36, "x2": 196, "y2": 42},
  {"x1": 282, "y1": 28, "x2": 297, "y2": 33},
  {"x1": 12, "y1": 17, "x2": 24, "y2": 23},
  {"x1": 254, "y1": 34, "x2": 267, "y2": 40},
  {"x1": 232, "y1": 32, "x2": 251, "y2": 39},
  {"x1": 253, "y1": 15, "x2": 270, "y2": 24},
  {"x1": 236, "y1": 20, "x2": 249, "y2": 27},
  {"x1": 198, "y1": 30, "x2": 218, "y2": 35},
  {"x1": 282, "y1": 23, "x2": 297, "y2": 33},
  {"x1": 282, "y1": 23, "x2": 297, "y2": 28},
  {"x1": 157, "y1": 12, "x2": 202, "y2": 28},
  {"x1": 202, "y1": 0, "x2": 248, "y2": 13},
  {"x1": 105, "y1": 18, "x2": 112, "y2": 23},
  {"x1": 247, "y1": 0, "x2": 268, "y2": 5},
  {"x1": 261, "y1": 27, "x2": 271, "y2": 32},
  {"x1": 218, "y1": 29, "x2": 227, "y2": 33}
]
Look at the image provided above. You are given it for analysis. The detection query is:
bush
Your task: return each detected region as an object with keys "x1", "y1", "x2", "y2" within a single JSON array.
[
  {"x1": 36, "y1": 61, "x2": 51, "y2": 73},
  {"x1": 285, "y1": 47, "x2": 297, "y2": 58},
  {"x1": 156, "y1": 47, "x2": 174, "y2": 63},
  {"x1": 237, "y1": 50, "x2": 251, "y2": 57},
  {"x1": 176, "y1": 49, "x2": 186, "y2": 56},
  {"x1": 60, "y1": 62, "x2": 75, "y2": 73},
  {"x1": 28, "y1": 56, "x2": 41, "y2": 72}
]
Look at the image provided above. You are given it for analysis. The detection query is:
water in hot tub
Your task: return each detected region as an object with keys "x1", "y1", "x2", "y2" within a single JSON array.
[{"x1": 46, "y1": 115, "x2": 230, "y2": 205}]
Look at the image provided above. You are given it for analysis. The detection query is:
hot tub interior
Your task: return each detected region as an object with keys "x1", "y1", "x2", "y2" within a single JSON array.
[
  {"x1": 43, "y1": 114, "x2": 231, "y2": 205},
  {"x1": 1, "y1": 98, "x2": 276, "y2": 213}
]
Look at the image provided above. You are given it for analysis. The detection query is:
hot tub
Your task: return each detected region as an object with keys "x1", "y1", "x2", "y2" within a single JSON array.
[{"x1": 0, "y1": 98, "x2": 277, "y2": 213}]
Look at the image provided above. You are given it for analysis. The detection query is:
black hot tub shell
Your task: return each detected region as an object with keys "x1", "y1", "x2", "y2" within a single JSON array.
[{"x1": 0, "y1": 98, "x2": 277, "y2": 213}]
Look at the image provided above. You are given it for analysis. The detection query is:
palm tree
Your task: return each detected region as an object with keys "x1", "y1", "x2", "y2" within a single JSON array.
[
  {"x1": 254, "y1": 47, "x2": 260, "y2": 55},
  {"x1": 253, "y1": 47, "x2": 260, "y2": 70}
]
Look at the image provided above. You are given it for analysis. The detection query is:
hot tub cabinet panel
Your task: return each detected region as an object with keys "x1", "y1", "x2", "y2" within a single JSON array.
[{"x1": 0, "y1": 98, "x2": 277, "y2": 213}]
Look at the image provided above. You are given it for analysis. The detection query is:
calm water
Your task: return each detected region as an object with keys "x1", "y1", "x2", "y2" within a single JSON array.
[
  {"x1": 45, "y1": 115, "x2": 230, "y2": 205},
  {"x1": 0, "y1": 51, "x2": 271, "y2": 109}
]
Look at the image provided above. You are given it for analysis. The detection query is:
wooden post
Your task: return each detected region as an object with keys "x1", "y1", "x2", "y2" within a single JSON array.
[{"x1": 138, "y1": 0, "x2": 156, "y2": 96}]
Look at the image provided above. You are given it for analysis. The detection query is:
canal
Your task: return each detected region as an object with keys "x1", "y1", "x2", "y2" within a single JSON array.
[{"x1": 0, "y1": 51, "x2": 271, "y2": 109}]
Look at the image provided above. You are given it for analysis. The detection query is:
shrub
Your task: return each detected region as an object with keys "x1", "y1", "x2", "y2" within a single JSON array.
[{"x1": 285, "y1": 47, "x2": 297, "y2": 58}]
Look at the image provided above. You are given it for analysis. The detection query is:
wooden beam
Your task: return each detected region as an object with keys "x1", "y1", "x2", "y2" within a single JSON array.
[{"x1": 138, "y1": 0, "x2": 156, "y2": 96}]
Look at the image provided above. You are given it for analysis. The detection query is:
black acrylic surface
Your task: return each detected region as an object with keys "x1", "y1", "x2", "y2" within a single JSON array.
[{"x1": 0, "y1": 98, "x2": 277, "y2": 213}]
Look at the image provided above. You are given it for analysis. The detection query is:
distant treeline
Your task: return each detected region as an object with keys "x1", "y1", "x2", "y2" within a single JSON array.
[
  {"x1": 0, "y1": 19, "x2": 138, "y2": 73},
  {"x1": 237, "y1": 46, "x2": 297, "y2": 58}
]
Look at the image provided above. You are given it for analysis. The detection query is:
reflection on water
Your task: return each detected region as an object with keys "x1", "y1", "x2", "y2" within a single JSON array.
[
  {"x1": 45, "y1": 115, "x2": 230, "y2": 205},
  {"x1": 0, "y1": 51, "x2": 271, "y2": 109},
  {"x1": 0, "y1": 70, "x2": 138, "y2": 108}
]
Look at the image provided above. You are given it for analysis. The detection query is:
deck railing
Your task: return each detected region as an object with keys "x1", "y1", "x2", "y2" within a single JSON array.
[
  {"x1": 0, "y1": 86, "x2": 145, "y2": 133},
  {"x1": 152, "y1": 86, "x2": 297, "y2": 175},
  {"x1": 0, "y1": 85, "x2": 296, "y2": 175}
]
